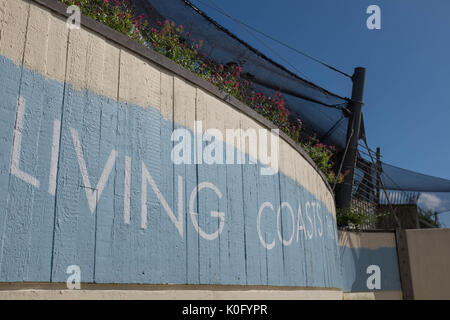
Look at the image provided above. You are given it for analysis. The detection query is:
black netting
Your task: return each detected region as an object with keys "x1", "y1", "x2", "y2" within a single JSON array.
[
  {"x1": 381, "y1": 162, "x2": 450, "y2": 193},
  {"x1": 134, "y1": 0, "x2": 350, "y2": 148}
]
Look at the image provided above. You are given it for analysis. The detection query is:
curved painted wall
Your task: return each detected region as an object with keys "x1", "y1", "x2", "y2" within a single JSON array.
[{"x1": 0, "y1": 0, "x2": 340, "y2": 288}]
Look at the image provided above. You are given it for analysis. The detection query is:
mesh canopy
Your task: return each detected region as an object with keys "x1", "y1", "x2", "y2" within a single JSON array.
[
  {"x1": 135, "y1": 0, "x2": 350, "y2": 148},
  {"x1": 381, "y1": 162, "x2": 450, "y2": 193}
]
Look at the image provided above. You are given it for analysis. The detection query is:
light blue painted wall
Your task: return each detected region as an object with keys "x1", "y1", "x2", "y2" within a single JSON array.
[
  {"x1": 340, "y1": 245, "x2": 401, "y2": 292},
  {"x1": 0, "y1": 54, "x2": 342, "y2": 288}
]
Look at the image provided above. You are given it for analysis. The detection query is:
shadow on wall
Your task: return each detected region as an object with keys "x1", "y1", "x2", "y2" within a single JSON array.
[{"x1": 339, "y1": 232, "x2": 402, "y2": 293}]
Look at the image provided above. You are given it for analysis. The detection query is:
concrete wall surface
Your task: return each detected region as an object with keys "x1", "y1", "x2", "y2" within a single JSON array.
[
  {"x1": 0, "y1": 283, "x2": 342, "y2": 300},
  {"x1": 339, "y1": 231, "x2": 402, "y2": 299},
  {"x1": 405, "y1": 228, "x2": 450, "y2": 299},
  {"x1": 0, "y1": 0, "x2": 342, "y2": 293}
]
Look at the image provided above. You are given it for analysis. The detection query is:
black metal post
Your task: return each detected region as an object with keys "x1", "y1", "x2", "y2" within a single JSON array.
[
  {"x1": 336, "y1": 67, "x2": 366, "y2": 210},
  {"x1": 375, "y1": 147, "x2": 381, "y2": 204}
]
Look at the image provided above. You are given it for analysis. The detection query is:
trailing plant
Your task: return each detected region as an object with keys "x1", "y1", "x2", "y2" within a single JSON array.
[
  {"x1": 59, "y1": 0, "x2": 347, "y2": 184},
  {"x1": 336, "y1": 207, "x2": 378, "y2": 230}
]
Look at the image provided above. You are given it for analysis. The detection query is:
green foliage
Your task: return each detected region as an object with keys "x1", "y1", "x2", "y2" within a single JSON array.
[
  {"x1": 336, "y1": 207, "x2": 378, "y2": 230},
  {"x1": 59, "y1": 0, "x2": 347, "y2": 185},
  {"x1": 419, "y1": 209, "x2": 441, "y2": 228}
]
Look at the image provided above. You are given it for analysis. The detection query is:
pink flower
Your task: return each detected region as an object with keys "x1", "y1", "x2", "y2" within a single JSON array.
[
  {"x1": 244, "y1": 80, "x2": 249, "y2": 85},
  {"x1": 234, "y1": 82, "x2": 239, "y2": 89},
  {"x1": 104, "y1": 0, "x2": 110, "y2": 3},
  {"x1": 219, "y1": 64, "x2": 224, "y2": 70},
  {"x1": 157, "y1": 21, "x2": 162, "y2": 26},
  {"x1": 186, "y1": 32, "x2": 191, "y2": 37},
  {"x1": 114, "y1": 0, "x2": 121, "y2": 5},
  {"x1": 233, "y1": 71, "x2": 239, "y2": 77},
  {"x1": 236, "y1": 66, "x2": 243, "y2": 72}
]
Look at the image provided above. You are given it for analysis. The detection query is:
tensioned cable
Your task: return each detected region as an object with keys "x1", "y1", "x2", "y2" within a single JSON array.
[
  {"x1": 180, "y1": 0, "x2": 350, "y2": 103},
  {"x1": 194, "y1": 0, "x2": 352, "y2": 79},
  {"x1": 202, "y1": 0, "x2": 316, "y2": 85}
]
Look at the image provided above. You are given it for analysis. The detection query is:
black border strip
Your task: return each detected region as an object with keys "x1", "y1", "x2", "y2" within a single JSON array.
[{"x1": 30, "y1": 0, "x2": 335, "y2": 196}]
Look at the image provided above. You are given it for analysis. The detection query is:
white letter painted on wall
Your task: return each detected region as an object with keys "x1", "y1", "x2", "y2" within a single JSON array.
[
  {"x1": 141, "y1": 162, "x2": 184, "y2": 237},
  {"x1": 189, "y1": 182, "x2": 225, "y2": 241},
  {"x1": 366, "y1": 265, "x2": 381, "y2": 289},
  {"x1": 66, "y1": 265, "x2": 81, "y2": 290},
  {"x1": 277, "y1": 202, "x2": 295, "y2": 246},
  {"x1": 257, "y1": 202, "x2": 275, "y2": 250},
  {"x1": 10, "y1": 96, "x2": 40, "y2": 188},
  {"x1": 66, "y1": 5, "x2": 81, "y2": 30},
  {"x1": 366, "y1": 5, "x2": 381, "y2": 30},
  {"x1": 71, "y1": 128, "x2": 117, "y2": 213}
]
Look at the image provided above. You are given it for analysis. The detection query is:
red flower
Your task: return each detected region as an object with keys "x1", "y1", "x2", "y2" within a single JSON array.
[{"x1": 244, "y1": 80, "x2": 249, "y2": 85}]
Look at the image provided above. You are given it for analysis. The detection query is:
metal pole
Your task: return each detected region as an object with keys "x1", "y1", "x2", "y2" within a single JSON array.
[
  {"x1": 336, "y1": 67, "x2": 366, "y2": 209},
  {"x1": 375, "y1": 147, "x2": 381, "y2": 204}
]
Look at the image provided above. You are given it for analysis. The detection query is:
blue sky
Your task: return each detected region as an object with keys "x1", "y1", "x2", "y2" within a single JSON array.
[{"x1": 189, "y1": 0, "x2": 450, "y2": 227}]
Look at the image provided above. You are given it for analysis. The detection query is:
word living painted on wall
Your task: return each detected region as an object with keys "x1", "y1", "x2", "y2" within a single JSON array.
[
  {"x1": 171, "y1": 121, "x2": 279, "y2": 176},
  {"x1": 10, "y1": 96, "x2": 225, "y2": 241}
]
